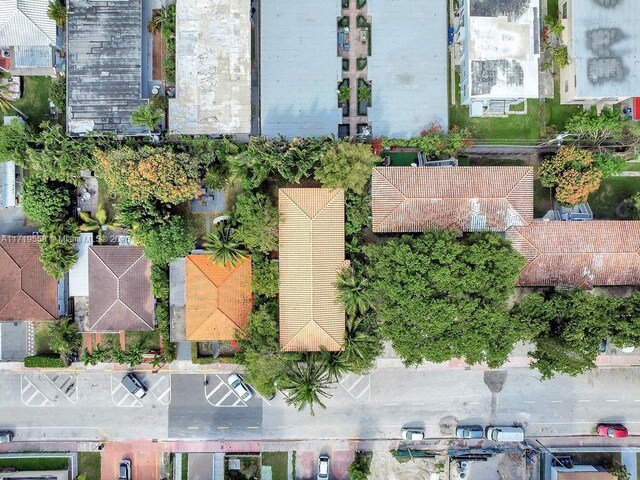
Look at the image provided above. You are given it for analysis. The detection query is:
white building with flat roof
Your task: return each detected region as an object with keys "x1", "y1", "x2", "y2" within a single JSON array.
[
  {"x1": 457, "y1": 0, "x2": 540, "y2": 116},
  {"x1": 169, "y1": 0, "x2": 251, "y2": 135},
  {"x1": 260, "y1": 0, "x2": 342, "y2": 137}
]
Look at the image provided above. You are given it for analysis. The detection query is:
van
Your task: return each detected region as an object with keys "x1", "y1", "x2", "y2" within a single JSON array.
[
  {"x1": 122, "y1": 373, "x2": 147, "y2": 398},
  {"x1": 485, "y1": 426, "x2": 524, "y2": 442}
]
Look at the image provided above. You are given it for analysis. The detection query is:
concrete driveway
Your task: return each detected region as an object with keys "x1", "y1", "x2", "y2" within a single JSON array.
[
  {"x1": 295, "y1": 450, "x2": 353, "y2": 480},
  {"x1": 0, "y1": 322, "x2": 31, "y2": 361},
  {"x1": 101, "y1": 442, "x2": 165, "y2": 480},
  {"x1": 0, "y1": 207, "x2": 35, "y2": 235}
]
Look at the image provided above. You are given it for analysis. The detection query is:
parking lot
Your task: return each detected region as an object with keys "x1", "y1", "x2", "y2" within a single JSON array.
[
  {"x1": 204, "y1": 374, "x2": 264, "y2": 408},
  {"x1": 110, "y1": 373, "x2": 171, "y2": 408},
  {"x1": 339, "y1": 374, "x2": 370, "y2": 405},
  {"x1": 20, "y1": 373, "x2": 78, "y2": 407}
]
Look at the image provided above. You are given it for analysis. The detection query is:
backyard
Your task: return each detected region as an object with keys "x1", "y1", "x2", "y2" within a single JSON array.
[
  {"x1": 589, "y1": 176, "x2": 640, "y2": 220},
  {"x1": 2, "y1": 76, "x2": 53, "y2": 129}
]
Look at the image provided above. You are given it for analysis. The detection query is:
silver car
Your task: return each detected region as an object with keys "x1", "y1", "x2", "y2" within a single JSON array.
[
  {"x1": 228, "y1": 373, "x2": 253, "y2": 402},
  {"x1": 317, "y1": 455, "x2": 330, "y2": 479},
  {"x1": 0, "y1": 431, "x2": 13, "y2": 443},
  {"x1": 456, "y1": 425, "x2": 484, "y2": 439},
  {"x1": 401, "y1": 427, "x2": 425, "y2": 440}
]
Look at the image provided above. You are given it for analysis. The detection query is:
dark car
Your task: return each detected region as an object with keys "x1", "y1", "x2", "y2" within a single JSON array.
[
  {"x1": 456, "y1": 425, "x2": 484, "y2": 439},
  {"x1": 597, "y1": 423, "x2": 628, "y2": 438},
  {"x1": 118, "y1": 459, "x2": 131, "y2": 480}
]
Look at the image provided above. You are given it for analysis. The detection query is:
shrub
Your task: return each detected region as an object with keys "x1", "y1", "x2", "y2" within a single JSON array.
[
  {"x1": 204, "y1": 166, "x2": 229, "y2": 190},
  {"x1": 315, "y1": 142, "x2": 379, "y2": 194},
  {"x1": 251, "y1": 255, "x2": 279, "y2": 298},
  {"x1": 22, "y1": 178, "x2": 73, "y2": 225},
  {"x1": 130, "y1": 104, "x2": 163, "y2": 131},
  {"x1": 24, "y1": 355, "x2": 65, "y2": 368},
  {"x1": 49, "y1": 76, "x2": 66, "y2": 113},
  {"x1": 593, "y1": 152, "x2": 627, "y2": 178},
  {"x1": 356, "y1": 57, "x2": 367, "y2": 70},
  {"x1": 133, "y1": 214, "x2": 196, "y2": 265},
  {"x1": 150, "y1": 264, "x2": 170, "y2": 299},
  {"x1": 233, "y1": 191, "x2": 279, "y2": 254}
]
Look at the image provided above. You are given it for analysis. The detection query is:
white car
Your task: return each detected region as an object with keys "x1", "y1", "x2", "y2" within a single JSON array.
[
  {"x1": 228, "y1": 373, "x2": 253, "y2": 401},
  {"x1": 401, "y1": 428, "x2": 425, "y2": 440},
  {"x1": 317, "y1": 455, "x2": 330, "y2": 479}
]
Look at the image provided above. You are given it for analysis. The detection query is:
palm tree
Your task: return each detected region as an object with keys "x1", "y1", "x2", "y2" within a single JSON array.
[
  {"x1": 47, "y1": 0, "x2": 67, "y2": 27},
  {"x1": 78, "y1": 204, "x2": 120, "y2": 243},
  {"x1": 358, "y1": 83, "x2": 372, "y2": 102},
  {"x1": 49, "y1": 317, "x2": 82, "y2": 356},
  {"x1": 203, "y1": 222, "x2": 247, "y2": 267},
  {"x1": 130, "y1": 104, "x2": 163, "y2": 131},
  {"x1": 319, "y1": 346, "x2": 350, "y2": 382},
  {"x1": 82, "y1": 342, "x2": 111, "y2": 366},
  {"x1": 336, "y1": 266, "x2": 373, "y2": 316},
  {"x1": 544, "y1": 13, "x2": 564, "y2": 38},
  {"x1": 123, "y1": 341, "x2": 146, "y2": 367},
  {"x1": 0, "y1": 83, "x2": 28, "y2": 118},
  {"x1": 279, "y1": 354, "x2": 332, "y2": 416},
  {"x1": 342, "y1": 316, "x2": 380, "y2": 370}
]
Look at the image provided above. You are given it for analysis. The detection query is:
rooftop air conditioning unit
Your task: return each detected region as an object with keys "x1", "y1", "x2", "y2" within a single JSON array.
[{"x1": 1, "y1": 49, "x2": 10, "y2": 58}]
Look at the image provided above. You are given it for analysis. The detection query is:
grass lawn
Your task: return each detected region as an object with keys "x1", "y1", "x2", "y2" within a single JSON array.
[
  {"x1": 590, "y1": 177, "x2": 640, "y2": 219},
  {"x1": 0, "y1": 455, "x2": 69, "y2": 471},
  {"x1": 97, "y1": 177, "x2": 119, "y2": 221},
  {"x1": 625, "y1": 162, "x2": 640, "y2": 171},
  {"x1": 2, "y1": 77, "x2": 52, "y2": 129},
  {"x1": 77, "y1": 452, "x2": 101, "y2": 480},
  {"x1": 34, "y1": 322, "x2": 54, "y2": 355},
  {"x1": 545, "y1": 77, "x2": 582, "y2": 132},
  {"x1": 125, "y1": 330, "x2": 161, "y2": 351},
  {"x1": 225, "y1": 456, "x2": 260, "y2": 480},
  {"x1": 262, "y1": 452, "x2": 288, "y2": 480}
]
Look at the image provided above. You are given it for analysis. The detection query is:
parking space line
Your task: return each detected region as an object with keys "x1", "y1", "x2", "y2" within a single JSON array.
[
  {"x1": 346, "y1": 376, "x2": 365, "y2": 392},
  {"x1": 155, "y1": 388, "x2": 170, "y2": 402},
  {"x1": 206, "y1": 382, "x2": 225, "y2": 399},
  {"x1": 20, "y1": 376, "x2": 54, "y2": 407},
  {"x1": 216, "y1": 390, "x2": 234, "y2": 406}
]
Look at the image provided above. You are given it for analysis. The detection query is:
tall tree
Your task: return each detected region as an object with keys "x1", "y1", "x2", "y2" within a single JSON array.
[
  {"x1": 233, "y1": 191, "x2": 279, "y2": 254},
  {"x1": 315, "y1": 142, "x2": 379, "y2": 194},
  {"x1": 47, "y1": 0, "x2": 67, "y2": 27},
  {"x1": 279, "y1": 354, "x2": 332, "y2": 416},
  {"x1": 202, "y1": 222, "x2": 247, "y2": 267},
  {"x1": 130, "y1": 104, "x2": 163, "y2": 131},
  {"x1": 364, "y1": 230, "x2": 525, "y2": 367}
]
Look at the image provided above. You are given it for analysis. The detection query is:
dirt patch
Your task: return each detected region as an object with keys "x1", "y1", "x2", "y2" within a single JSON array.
[
  {"x1": 483, "y1": 371, "x2": 508, "y2": 394},
  {"x1": 369, "y1": 451, "x2": 446, "y2": 480},
  {"x1": 439, "y1": 415, "x2": 458, "y2": 436},
  {"x1": 452, "y1": 452, "x2": 527, "y2": 480}
]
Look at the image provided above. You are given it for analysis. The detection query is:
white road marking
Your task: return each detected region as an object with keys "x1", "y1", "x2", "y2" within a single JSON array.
[
  {"x1": 216, "y1": 390, "x2": 234, "y2": 406},
  {"x1": 412, "y1": 402, "x2": 424, "y2": 406},
  {"x1": 384, "y1": 403, "x2": 398, "y2": 406},
  {"x1": 606, "y1": 399, "x2": 619, "y2": 403},
  {"x1": 523, "y1": 401, "x2": 535, "y2": 404},
  {"x1": 550, "y1": 400, "x2": 564, "y2": 403},
  {"x1": 206, "y1": 382, "x2": 225, "y2": 399},
  {"x1": 346, "y1": 376, "x2": 365, "y2": 392},
  {"x1": 578, "y1": 400, "x2": 591, "y2": 403}
]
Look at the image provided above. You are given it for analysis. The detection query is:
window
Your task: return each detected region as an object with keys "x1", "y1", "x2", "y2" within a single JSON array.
[
  {"x1": 562, "y1": 2, "x2": 568, "y2": 19},
  {"x1": 565, "y1": 80, "x2": 569, "y2": 93}
]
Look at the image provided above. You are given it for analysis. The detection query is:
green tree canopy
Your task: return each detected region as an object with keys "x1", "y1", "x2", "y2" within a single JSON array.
[
  {"x1": 22, "y1": 178, "x2": 73, "y2": 225},
  {"x1": 39, "y1": 219, "x2": 79, "y2": 279},
  {"x1": 0, "y1": 118, "x2": 31, "y2": 163},
  {"x1": 386, "y1": 124, "x2": 473, "y2": 159},
  {"x1": 250, "y1": 255, "x2": 279, "y2": 298},
  {"x1": 130, "y1": 104, "x2": 163, "y2": 131},
  {"x1": 512, "y1": 290, "x2": 615, "y2": 379},
  {"x1": 363, "y1": 230, "x2": 525, "y2": 367},
  {"x1": 315, "y1": 142, "x2": 378, "y2": 194},
  {"x1": 235, "y1": 302, "x2": 300, "y2": 397},
  {"x1": 233, "y1": 191, "x2": 279, "y2": 254},
  {"x1": 132, "y1": 214, "x2": 195, "y2": 265}
]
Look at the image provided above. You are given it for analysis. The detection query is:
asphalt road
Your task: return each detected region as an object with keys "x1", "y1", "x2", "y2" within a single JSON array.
[{"x1": 0, "y1": 368, "x2": 639, "y2": 442}]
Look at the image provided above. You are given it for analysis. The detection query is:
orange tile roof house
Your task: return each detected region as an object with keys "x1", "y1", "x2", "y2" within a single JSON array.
[
  {"x1": 0, "y1": 237, "x2": 58, "y2": 321},
  {"x1": 184, "y1": 254, "x2": 253, "y2": 341},
  {"x1": 506, "y1": 221, "x2": 640, "y2": 288},
  {"x1": 372, "y1": 166, "x2": 534, "y2": 233},
  {"x1": 279, "y1": 188, "x2": 345, "y2": 352},
  {"x1": 87, "y1": 246, "x2": 154, "y2": 332}
]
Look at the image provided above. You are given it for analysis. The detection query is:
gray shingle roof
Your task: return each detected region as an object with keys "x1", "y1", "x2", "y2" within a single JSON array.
[{"x1": 66, "y1": 0, "x2": 147, "y2": 135}]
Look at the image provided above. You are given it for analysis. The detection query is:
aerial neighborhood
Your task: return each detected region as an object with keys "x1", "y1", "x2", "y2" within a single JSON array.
[{"x1": 0, "y1": 0, "x2": 640, "y2": 479}]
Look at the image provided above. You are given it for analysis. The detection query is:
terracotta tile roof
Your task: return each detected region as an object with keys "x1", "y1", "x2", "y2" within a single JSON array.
[
  {"x1": 0, "y1": 237, "x2": 57, "y2": 321},
  {"x1": 279, "y1": 188, "x2": 345, "y2": 352},
  {"x1": 88, "y1": 246, "x2": 154, "y2": 332},
  {"x1": 506, "y1": 221, "x2": 640, "y2": 288},
  {"x1": 185, "y1": 254, "x2": 253, "y2": 341},
  {"x1": 372, "y1": 166, "x2": 534, "y2": 233}
]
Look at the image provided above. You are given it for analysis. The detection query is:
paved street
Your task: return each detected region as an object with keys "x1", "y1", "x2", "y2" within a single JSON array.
[{"x1": 0, "y1": 368, "x2": 639, "y2": 442}]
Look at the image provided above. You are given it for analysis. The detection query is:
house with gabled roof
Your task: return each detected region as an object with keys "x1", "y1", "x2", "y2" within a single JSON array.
[
  {"x1": 506, "y1": 221, "x2": 640, "y2": 288},
  {"x1": 0, "y1": 0, "x2": 57, "y2": 75},
  {"x1": 372, "y1": 166, "x2": 534, "y2": 234},
  {"x1": 0, "y1": 237, "x2": 59, "y2": 322},
  {"x1": 278, "y1": 188, "x2": 345, "y2": 352},
  {"x1": 87, "y1": 246, "x2": 154, "y2": 332}
]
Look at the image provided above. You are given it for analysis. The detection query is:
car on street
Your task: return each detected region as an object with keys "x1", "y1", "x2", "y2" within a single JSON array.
[
  {"x1": 401, "y1": 427, "x2": 425, "y2": 440},
  {"x1": 317, "y1": 455, "x2": 330, "y2": 479},
  {"x1": 122, "y1": 373, "x2": 147, "y2": 398},
  {"x1": 228, "y1": 373, "x2": 253, "y2": 402},
  {"x1": 118, "y1": 459, "x2": 131, "y2": 480},
  {"x1": 597, "y1": 423, "x2": 628, "y2": 438},
  {"x1": 456, "y1": 425, "x2": 484, "y2": 439},
  {"x1": 0, "y1": 431, "x2": 13, "y2": 443}
]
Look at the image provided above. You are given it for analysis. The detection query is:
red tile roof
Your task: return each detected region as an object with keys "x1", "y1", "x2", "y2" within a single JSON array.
[
  {"x1": 0, "y1": 237, "x2": 57, "y2": 321},
  {"x1": 506, "y1": 221, "x2": 640, "y2": 288},
  {"x1": 185, "y1": 255, "x2": 253, "y2": 341},
  {"x1": 372, "y1": 166, "x2": 534, "y2": 233},
  {"x1": 88, "y1": 246, "x2": 154, "y2": 332}
]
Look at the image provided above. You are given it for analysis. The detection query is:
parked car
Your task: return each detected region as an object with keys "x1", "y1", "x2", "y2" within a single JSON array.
[
  {"x1": 401, "y1": 427, "x2": 425, "y2": 440},
  {"x1": 485, "y1": 426, "x2": 525, "y2": 442},
  {"x1": 597, "y1": 423, "x2": 628, "y2": 438},
  {"x1": 0, "y1": 431, "x2": 13, "y2": 443},
  {"x1": 228, "y1": 373, "x2": 253, "y2": 402},
  {"x1": 118, "y1": 459, "x2": 131, "y2": 480},
  {"x1": 317, "y1": 455, "x2": 330, "y2": 479},
  {"x1": 456, "y1": 425, "x2": 484, "y2": 439},
  {"x1": 121, "y1": 373, "x2": 147, "y2": 398}
]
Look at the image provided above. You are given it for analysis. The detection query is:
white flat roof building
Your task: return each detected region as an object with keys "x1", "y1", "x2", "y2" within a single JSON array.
[
  {"x1": 260, "y1": 0, "x2": 342, "y2": 137},
  {"x1": 457, "y1": 0, "x2": 540, "y2": 111},
  {"x1": 169, "y1": 0, "x2": 251, "y2": 135},
  {"x1": 368, "y1": 0, "x2": 449, "y2": 137},
  {"x1": 68, "y1": 233, "x2": 93, "y2": 297}
]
